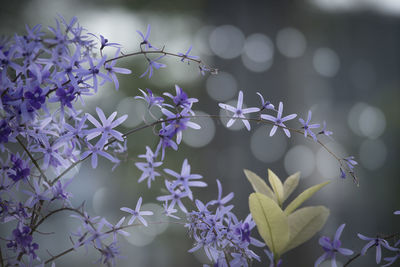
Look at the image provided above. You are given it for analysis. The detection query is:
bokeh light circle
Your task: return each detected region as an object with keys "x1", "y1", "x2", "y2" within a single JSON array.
[
  {"x1": 276, "y1": 27, "x2": 307, "y2": 58},
  {"x1": 209, "y1": 25, "x2": 245, "y2": 59},
  {"x1": 359, "y1": 139, "x2": 387, "y2": 170},
  {"x1": 284, "y1": 145, "x2": 315, "y2": 177},
  {"x1": 182, "y1": 111, "x2": 216, "y2": 148},
  {"x1": 250, "y1": 126, "x2": 287, "y2": 163},
  {"x1": 206, "y1": 72, "x2": 238, "y2": 101},
  {"x1": 313, "y1": 48, "x2": 340, "y2": 77}
]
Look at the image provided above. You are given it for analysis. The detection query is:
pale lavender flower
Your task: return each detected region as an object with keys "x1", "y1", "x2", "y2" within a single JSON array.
[
  {"x1": 81, "y1": 140, "x2": 118, "y2": 168},
  {"x1": 218, "y1": 90, "x2": 260, "y2": 131},
  {"x1": 260, "y1": 102, "x2": 297, "y2": 138},
  {"x1": 299, "y1": 110, "x2": 320, "y2": 142},
  {"x1": 315, "y1": 224, "x2": 353, "y2": 267},
  {"x1": 157, "y1": 180, "x2": 189, "y2": 213},
  {"x1": 164, "y1": 158, "x2": 206, "y2": 200},
  {"x1": 178, "y1": 46, "x2": 199, "y2": 62},
  {"x1": 86, "y1": 107, "x2": 127, "y2": 144},
  {"x1": 135, "y1": 146, "x2": 162, "y2": 188},
  {"x1": 120, "y1": 197, "x2": 153, "y2": 226},
  {"x1": 135, "y1": 88, "x2": 164, "y2": 109},
  {"x1": 137, "y1": 24, "x2": 156, "y2": 51},
  {"x1": 319, "y1": 121, "x2": 333, "y2": 137},
  {"x1": 256, "y1": 92, "x2": 274, "y2": 110},
  {"x1": 104, "y1": 49, "x2": 132, "y2": 90},
  {"x1": 102, "y1": 217, "x2": 130, "y2": 242},
  {"x1": 357, "y1": 234, "x2": 397, "y2": 264},
  {"x1": 208, "y1": 179, "x2": 234, "y2": 210},
  {"x1": 140, "y1": 55, "x2": 166, "y2": 78}
]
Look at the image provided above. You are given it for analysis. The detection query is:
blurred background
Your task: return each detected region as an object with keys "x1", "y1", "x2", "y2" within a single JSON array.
[{"x1": 1, "y1": 0, "x2": 399, "y2": 266}]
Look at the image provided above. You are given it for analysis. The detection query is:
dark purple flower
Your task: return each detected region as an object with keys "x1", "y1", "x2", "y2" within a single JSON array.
[
  {"x1": 24, "y1": 86, "x2": 46, "y2": 110},
  {"x1": 0, "y1": 119, "x2": 11, "y2": 144},
  {"x1": 7, "y1": 153, "x2": 30, "y2": 183},
  {"x1": 7, "y1": 226, "x2": 39, "y2": 259},
  {"x1": 164, "y1": 84, "x2": 198, "y2": 111}
]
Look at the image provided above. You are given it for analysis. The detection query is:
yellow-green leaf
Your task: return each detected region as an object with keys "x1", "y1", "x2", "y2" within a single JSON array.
[
  {"x1": 268, "y1": 169, "x2": 284, "y2": 206},
  {"x1": 249, "y1": 193, "x2": 289, "y2": 258},
  {"x1": 282, "y1": 206, "x2": 329, "y2": 253},
  {"x1": 284, "y1": 181, "x2": 330, "y2": 215},
  {"x1": 283, "y1": 172, "x2": 300, "y2": 203},
  {"x1": 244, "y1": 169, "x2": 276, "y2": 201}
]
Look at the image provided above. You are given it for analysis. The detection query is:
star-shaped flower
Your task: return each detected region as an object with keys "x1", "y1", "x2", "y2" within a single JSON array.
[
  {"x1": 260, "y1": 102, "x2": 297, "y2": 138},
  {"x1": 315, "y1": 224, "x2": 353, "y2": 267},
  {"x1": 120, "y1": 197, "x2": 153, "y2": 226},
  {"x1": 218, "y1": 90, "x2": 260, "y2": 131},
  {"x1": 299, "y1": 110, "x2": 320, "y2": 142}
]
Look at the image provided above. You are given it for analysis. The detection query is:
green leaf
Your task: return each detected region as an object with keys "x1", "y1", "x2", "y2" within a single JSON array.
[
  {"x1": 268, "y1": 169, "x2": 284, "y2": 206},
  {"x1": 249, "y1": 193, "x2": 289, "y2": 258},
  {"x1": 283, "y1": 172, "x2": 300, "y2": 203},
  {"x1": 244, "y1": 169, "x2": 276, "y2": 201},
  {"x1": 284, "y1": 181, "x2": 330, "y2": 215},
  {"x1": 282, "y1": 206, "x2": 329, "y2": 253}
]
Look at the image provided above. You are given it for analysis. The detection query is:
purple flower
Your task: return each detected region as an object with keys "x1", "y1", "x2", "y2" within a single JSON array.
[
  {"x1": 137, "y1": 24, "x2": 157, "y2": 51},
  {"x1": 140, "y1": 55, "x2": 166, "y2": 78},
  {"x1": 24, "y1": 86, "x2": 46, "y2": 110},
  {"x1": 394, "y1": 211, "x2": 400, "y2": 215},
  {"x1": 319, "y1": 121, "x2": 333, "y2": 137},
  {"x1": 257, "y1": 92, "x2": 274, "y2": 111},
  {"x1": 260, "y1": 102, "x2": 297, "y2": 138},
  {"x1": 164, "y1": 158, "x2": 207, "y2": 200},
  {"x1": 343, "y1": 156, "x2": 357, "y2": 172},
  {"x1": 178, "y1": 46, "x2": 199, "y2": 62},
  {"x1": 357, "y1": 234, "x2": 397, "y2": 264},
  {"x1": 135, "y1": 146, "x2": 162, "y2": 188},
  {"x1": 86, "y1": 107, "x2": 127, "y2": 144},
  {"x1": 208, "y1": 179, "x2": 234, "y2": 210},
  {"x1": 164, "y1": 84, "x2": 198, "y2": 111},
  {"x1": 156, "y1": 122, "x2": 178, "y2": 160},
  {"x1": 6, "y1": 226, "x2": 39, "y2": 259},
  {"x1": 299, "y1": 110, "x2": 320, "y2": 142},
  {"x1": 81, "y1": 140, "x2": 118, "y2": 168},
  {"x1": 265, "y1": 247, "x2": 282, "y2": 267},
  {"x1": 157, "y1": 180, "x2": 189, "y2": 213},
  {"x1": 120, "y1": 197, "x2": 153, "y2": 226},
  {"x1": 218, "y1": 90, "x2": 260, "y2": 131},
  {"x1": 97, "y1": 242, "x2": 121, "y2": 267},
  {"x1": 315, "y1": 224, "x2": 353, "y2": 267},
  {"x1": 99, "y1": 35, "x2": 121, "y2": 51},
  {"x1": 104, "y1": 49, "x2": 132, "y2": 90},
  {"x1": 0, "y1": 119, "x2": 12, "y2": 144},
  {"x1": 135, "y1": 88, "x2": 164, "y2": 109},
  {"x1": 7, "y1": 153, "x2": 30, "y2": 184},
  {"x1": 102, "y1": 217, "x2": 130, "y2": 242},
  {"x1": 161, "y1": 108, "x2": 200, "y2": 144}
]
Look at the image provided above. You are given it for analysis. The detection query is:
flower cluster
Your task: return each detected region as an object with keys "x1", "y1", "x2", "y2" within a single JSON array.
[
  {"x1": 218, "y1": 90, "x2": 358, "y2": 183},
  {"x1": 186, "y1": 180, "x2": 264, "y2": 266}
]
